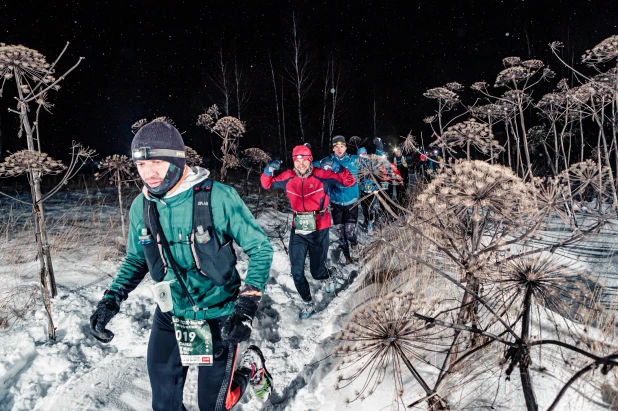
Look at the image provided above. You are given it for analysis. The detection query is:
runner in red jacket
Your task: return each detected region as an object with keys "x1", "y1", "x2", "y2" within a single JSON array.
[{"x1": 261, "y1": 144, "x2": 355, "y2": 318}]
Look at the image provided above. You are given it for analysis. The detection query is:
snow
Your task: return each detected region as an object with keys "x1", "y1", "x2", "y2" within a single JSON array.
[{"x1": 0, "y1": 185, "x2": 617, "y2": 410}]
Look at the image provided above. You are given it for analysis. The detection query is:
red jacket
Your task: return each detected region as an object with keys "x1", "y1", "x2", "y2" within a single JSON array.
[{"x1": 261, "y1": 167, "x2": 356, "y2": 230}]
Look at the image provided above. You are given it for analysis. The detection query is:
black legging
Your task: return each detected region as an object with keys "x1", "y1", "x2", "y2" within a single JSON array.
[
  {"x1": 288, "y1": 228, "x2": 330, "y2": 302},
  {"x1": 147, "y1": 308, "x2": 250, "y2": 411}
]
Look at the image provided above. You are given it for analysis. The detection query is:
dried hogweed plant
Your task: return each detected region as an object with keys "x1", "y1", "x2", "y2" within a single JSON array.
[
  {"x1": 0, "y1": 42, "x2": 84, "y2": 340},
  {"x1": 0, "y1": 150, "x2": 66, "y2": 177},
  {"x1": 184, "y1": 146, "x2": 203, "y2": 167},
  {"x1": 334, "y1": 291, "x2": 450, "y2": 409},
  {"x1": 197, "y1": 104, "x2": 245, "y2": 181},
  {"x1": 435, "y1": 118, "x2": 503, "y2": 161},
  {"x1": 95, "y1": 155, "x2": 136, "y2": 242},
  {"x1": 357, "y1": 158, "x2": 612, "y2": 410},
  {"x1": 239, "y1": 147, "x2": 271, "y2": 199},
  {"x1": 470, "y1": 56, "x2": 553, "y2": 179},
  {"x1": 423, "y1": 84, "x2": 469, "y2": 163}
]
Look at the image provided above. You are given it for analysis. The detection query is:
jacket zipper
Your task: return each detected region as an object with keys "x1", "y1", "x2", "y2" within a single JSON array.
[{"x1": 301, "y1": 178, "x2": 305, "y2": 211}]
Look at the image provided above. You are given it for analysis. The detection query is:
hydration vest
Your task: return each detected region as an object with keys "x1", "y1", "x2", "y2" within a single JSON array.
[{"x1": 141, "y1": 178, "x2": 237, "y2": 286}]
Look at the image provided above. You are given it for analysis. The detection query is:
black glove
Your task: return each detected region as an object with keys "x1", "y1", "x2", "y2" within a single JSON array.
[
  {"x1": 373, "y1": 137, "x2": 384, "y2": 152},
  {"x1": 222, "y1": 285, "x2": 261, "y2": 345},
  {"x1": 90, "y1": 290, "x2": 122, "y2": 343}
]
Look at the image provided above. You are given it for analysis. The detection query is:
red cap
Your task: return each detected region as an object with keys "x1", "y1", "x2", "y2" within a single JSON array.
[{"x1": 292, "y1": 145, "x2": 313, "y2": 161}]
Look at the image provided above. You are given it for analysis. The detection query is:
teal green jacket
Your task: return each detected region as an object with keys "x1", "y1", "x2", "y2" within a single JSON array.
[{"x1": 107, "y1": 167, "x2": 273, "y2": 320}]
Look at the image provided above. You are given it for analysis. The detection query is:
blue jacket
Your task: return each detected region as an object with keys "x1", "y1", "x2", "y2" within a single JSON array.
[{"x1": 314, "y1": 153, "x2": 360, "y2": 205}]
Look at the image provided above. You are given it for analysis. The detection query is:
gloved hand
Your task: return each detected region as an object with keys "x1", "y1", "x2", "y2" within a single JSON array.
[
  {"x1": 222, "y1": 285, "x2": 262, "y2": 345},
  {"x1": 90, "y1": 290, "x2": 122, "y2": 343},
  {"x1": 320, "y1": 156, "x2": 341, "y2": 173},
  {"x1": 373, "y1": 137, "x2": 384, "y2": 152},
  {"x1": 263, "y1": 160, "x2": 281, "y2": 177}
]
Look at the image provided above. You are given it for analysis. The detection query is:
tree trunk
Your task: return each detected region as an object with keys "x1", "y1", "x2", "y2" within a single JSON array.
[{"x1": 268, "y1": 54, "x2": 282, "y2": 158}]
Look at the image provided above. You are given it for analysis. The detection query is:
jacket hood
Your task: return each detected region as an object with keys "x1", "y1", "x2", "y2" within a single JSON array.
[{"x1": 143, "y1": 166, "x2": 211, "y2": 200}]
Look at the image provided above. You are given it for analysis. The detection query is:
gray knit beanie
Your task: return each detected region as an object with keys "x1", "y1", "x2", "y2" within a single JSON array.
[
  {"x1": 131, "y1": 120, "x2": 187, "y2": 195},
  {"x1": 131, "y1": 120, "x2": 186, "y2": 170}
]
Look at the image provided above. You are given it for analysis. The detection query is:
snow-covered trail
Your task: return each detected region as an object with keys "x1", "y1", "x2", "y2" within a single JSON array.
[
  {"x1": 0, "y1": 193, "x2": 361, "y2": 411},
  {"x1": 3, "y1": 187, "x2": 618, "y2": 410}
]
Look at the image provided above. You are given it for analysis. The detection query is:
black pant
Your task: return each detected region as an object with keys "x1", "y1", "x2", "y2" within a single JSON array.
[
  {"x1": 288, "y1": 228, "x2": 330, "y2": 302},
  {"x1": 330, "y1": 203, "x2": 358, "y2": 256},
  {"x1": 147, "y1": 308, "x2": 250, "y2": 411}
]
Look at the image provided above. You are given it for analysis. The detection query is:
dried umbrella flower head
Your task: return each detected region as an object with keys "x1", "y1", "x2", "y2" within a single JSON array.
[
  {"x1": 0, "y1": 44, "x2": 55, "y2": 95},
  {"x1": 196, "y1": 104, "x2": 222, "y2": 129},
  {"x1": 582, "y1": 35, "x2": 618, "y2": 65},
  {"x1": 152, "y1": 116, "x2": 176, "y2": 127},
  {"x1": 445, "y1": 82, "x2": 464, "y2": 91},
  {"x1": 495, "y1": 66, "x2": 531, "y2": 87},
  {"x1": 213, "y1": 116, "x2": 245, "y2": 137},
  {"x1": 95, "y1": 154, "x2": 134, "y2": 184},
  {"x1": 222, "y1": 154, "x2": 240, "y2": 169},
  {"x1": 471, "y1": 81, "x2": 488, "y2": 91},
  {"x1": 439, "y1": 118, "x2": 503, "y2": 156},
  {"x1": 502, "y1": 56, "x2": 522, "y2": 67},
  {"x1": 415, "y1": 160, "x2": 537, "y2": 225},
  {"x1": 0, "y1": 150, "x2": 66, "y2": 178},
  {"x1": 333, "y1": 291, "x2": 441, "y2": 403},
  {"x1": 479, "y1": 254, "x2": 580, "y2": 316},
  {"x1": 559, "y1": 159, "x2": 614, "y2": 199},
  {"x1": 502, "y1": 90, "x2": 531, "y2": 105},
  {"x1": 423, "y1": 115, "x2": 436, "y2": 124},
  {"x1": 556, "y1": 78, "x2": 570, "y2": 91},
  {"x1": 243, "y1": 147, "x2": 271, "y2": 165},
  {"x1": 423, "y1": 87, "x2": 460, "y2": 106},
  {"x1": 469, "y1": 104, "x2": 507, "y2": 122},
  {"x1": 521, "y1": 59, "x2": 544, "y2": 69},
  {"x1": 131, "y1": 118, "x2": 148, "y2": 133},
  {"x1": 185, "y1": 146, "x2": 203, "y2": 167},
  {"x1": 527, "y1": 125, "x2": 549, "y2": 145}
]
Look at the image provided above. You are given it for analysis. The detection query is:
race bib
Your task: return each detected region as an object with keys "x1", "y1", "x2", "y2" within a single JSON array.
[
  {"x1": 172, "y1": 316, "x2": 213, "y2": 366},
  {"x1": 294, "y1": 213, "x2": 317, "y2": 233}
]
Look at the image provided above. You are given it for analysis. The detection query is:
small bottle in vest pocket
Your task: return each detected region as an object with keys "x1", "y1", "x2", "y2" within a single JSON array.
[
  {"x1": 139, "y1": 228, "x2": 153, "y2": 245},
  {"x1": 195, "y1": 225, "x2": 211, "y2": 244}
]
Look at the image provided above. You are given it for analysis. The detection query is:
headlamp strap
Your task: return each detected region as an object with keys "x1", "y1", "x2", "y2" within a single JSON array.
[{"x1": 132, "y1": 147, "x2": 186, "y2": 161}]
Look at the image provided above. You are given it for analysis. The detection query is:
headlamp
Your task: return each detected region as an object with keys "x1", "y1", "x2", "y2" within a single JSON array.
[{"x1": 132, "y1": 147, "x2": 186, "y2": 161}]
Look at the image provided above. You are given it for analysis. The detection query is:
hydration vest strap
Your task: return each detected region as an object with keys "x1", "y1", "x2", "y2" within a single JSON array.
[{"x1": 145, "y1": 199, "x2": 198, "y2": 308}]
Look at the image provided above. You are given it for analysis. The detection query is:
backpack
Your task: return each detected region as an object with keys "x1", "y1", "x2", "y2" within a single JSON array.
[{"x1": 141, "y1": 178, "x2": 237, "y2": 287}]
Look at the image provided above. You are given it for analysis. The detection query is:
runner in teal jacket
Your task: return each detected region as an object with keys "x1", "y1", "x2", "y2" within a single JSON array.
[{"x1": 89, "y1": 119, "x2": 274, "y2": 410}]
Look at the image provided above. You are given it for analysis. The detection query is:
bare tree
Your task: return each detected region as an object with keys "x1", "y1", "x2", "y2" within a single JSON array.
[
  {"x1": 286, "y1": 12, "x2": 313, "y2": 142},
  {"x1": 268, "y1": 53, "x2": 283, "y2": 156},
  {"x1": 233, "y1": 49, "x2": 250, "y2": 120},
  {"x1": 209, "y1": 48, "x2": 232, "y2": 116},
  {"x1": 320, "y1": 58, "x2": 331, "y2": 149},
  {"x1": 327, "y1": 54, "x2": 347, "y2": 138}
]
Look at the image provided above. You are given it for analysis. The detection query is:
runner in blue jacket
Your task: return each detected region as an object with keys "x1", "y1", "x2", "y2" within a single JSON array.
[{"x1": 314, "y1": 135, "x2": 362, "y2": 263}]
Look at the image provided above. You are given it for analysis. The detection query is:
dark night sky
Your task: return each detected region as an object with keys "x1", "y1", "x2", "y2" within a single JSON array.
[{"x1": 0, "y1": 0, "x2": 616, "y2": 162}]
